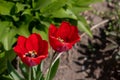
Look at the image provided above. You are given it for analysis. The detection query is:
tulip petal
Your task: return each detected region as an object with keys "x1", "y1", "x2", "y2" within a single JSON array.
[
  {"x1": 26, "y1": 33, "x2": 42, "y2": 53},
  {"x1": 38, "y1": 40, "x2": 48, "y2": 56},
  {"x1": 49, "y1": 24, "x2": 58, "y2": 36},
  {"x1": 21, "y1": 56, "x2": 46, "y2": 66},
  {"x1": 69, "y1": 26, "x2": 80, "y2": 44},
  {"x1": 49, "y1": 36, "x2": 72, "y2": 52},
  {"x1": 56, "y1": 22, "x2": 71, "y2": 41},
  {"x1": 14, "y1": 46, "x2": 24, "y2": 57},
  {"x1": 14, "y1": 36, "x2": 27, "y2": 56}
]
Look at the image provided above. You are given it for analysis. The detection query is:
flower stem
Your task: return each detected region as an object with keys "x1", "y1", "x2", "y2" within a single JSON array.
[{"x1": 29, "y1": 67, "x2": 32, "y2": 80}]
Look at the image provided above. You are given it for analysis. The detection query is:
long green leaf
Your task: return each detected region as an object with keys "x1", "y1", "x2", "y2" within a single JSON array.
[
  {"x1": 78, "y1": 21, "x2": 92, "y2": 37},
  {"x1": 0, "y1": 50, "x2": 16, "y2": 74},
  {"x1": 0, "y1": 75, "x2": 12, "y2": 80},
  {"x1": 45, "y1": 56, "x2": 60, "y2": 80},
  {"x1": 7, "y1": 61, "x2": 25, "y2": 80},
  {"x1": 48, "y1": 53, "x2": 63, "y2": 80},
  {"x1": 19, "y1": 61, "x2": 28, "y2": 79},
  {"x1": 35, "y1": 63, "x2": 44, "y2": 80},
  {"x1": 49, "y1": 59, "x2": 59, "y2": 80}
]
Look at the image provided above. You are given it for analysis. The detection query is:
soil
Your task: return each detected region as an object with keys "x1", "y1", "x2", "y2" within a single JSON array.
[{"x1": 43, "y1": 1, "x2": 120, "y2": 80}]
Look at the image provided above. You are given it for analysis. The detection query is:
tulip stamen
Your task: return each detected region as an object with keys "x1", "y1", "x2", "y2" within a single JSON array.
[
  {"x1": 24, "y1": 50, "x2": 37, "y2": 58},
  {"x1": 57, "y1": 37, "x2": 64, "y2": 42}
]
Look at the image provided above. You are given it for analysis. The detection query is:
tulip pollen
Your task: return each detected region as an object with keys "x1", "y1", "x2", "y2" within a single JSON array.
[
  {"x1": 24, "y1": 50, "x2": 37, "y2": 58},
  {"x1": 57, "y1": 37, "x2": 64, "y2": 42}
]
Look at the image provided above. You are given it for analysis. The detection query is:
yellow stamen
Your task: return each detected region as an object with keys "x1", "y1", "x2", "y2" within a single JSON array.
[
  {"x1": 23, "y1": 50, "x2": 37, "y2": 58},
  {"x1": 29, "y1": 50, "x2": 37, "y2": 55},
  {"x1": 57, "y1": 37, "x2": 64, "y2": 42}
]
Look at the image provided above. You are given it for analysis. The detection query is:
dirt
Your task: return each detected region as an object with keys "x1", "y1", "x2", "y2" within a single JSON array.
[{"x1": 44, "y1": 1, "x2": 120, "y2": 80}]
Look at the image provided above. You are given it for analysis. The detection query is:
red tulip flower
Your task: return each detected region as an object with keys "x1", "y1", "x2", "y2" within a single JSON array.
[
  {"x1": 49, "y1": 21, "x2": 80, "y2": 52},
  {"x1": 13, "y1": 33, "x2": 48, "y2": 67}
]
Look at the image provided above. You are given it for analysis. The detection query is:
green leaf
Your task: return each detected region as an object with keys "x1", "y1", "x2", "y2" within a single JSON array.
[
  {"x1": 72, "y1": 0, "x2": 103, "y2": 7},
  {"x1": 0, "y1": 21, "x2": 16, "y2": 50},
  {"x1": 0, "y1": 1, "x2": 14, "y2": 15},
  {"x1": 16, "y1": 3, "x2": 29, "y2": 13},
  {"x1": 35, "y1": 63, "x2": 44, "y2": 80},
  {"x1": 0, "y1": 75, "x2": 12, "y2": 80},
  {"x1": 16, "y1": 14, "x2": 33, "y2": 37},
  {"x1": 36, "y1": 73, "x2": 44, "y2": 80},
  {"x1": 45, "y1": 58, "x2": 60, "y2": 80},
  {"x1": 0, "y1": 50, "x2": 16, "y2": 74},
  {"x1": 16, "y1": 3, "x2": 24, "y2": 13},
  {"x1": 78, "y1": 20, "x2": 92, "y2": 37},
  {"x1": 41, "y1": 0, "x2": 67, "y2": 15},
  {"x1": 5, "y1": 49, "x2": 16, "y2": 62},
  {"x1": 69, "y1": 6, "x2": 90, "y2": 14},
  {"x1": 7, "y1": 60, "x2": 25, "y2": 80},
  {"x1": 2, "y1": 28, "x2": 16, "y2": 50},
  {"x1": 0, "y1": 42, "x2": 4, "y2": 52},
  {"x1": 19, "y1": 61, "x2": 29, "y2": 79},
  {"x1": 34, "y1": 0, "x2": 52, "y2": 10},
  {"x1": 0, "y1": 51, "x2": 5, "y2": 59},
  {"x1": 0, "y1": 21, "x2": 9, "y2": 40},
  {"x1": 17, "y1": 23, "x2": 30, "y2": 37},
  {"x1": 49, "y1": 59, "x2": 59, "y2": 80},
  {"x1": 32, "y1": 66, "x2": 37, "y2": 80},
  {"x1": 32, "y1": 24, "x2": 48, "y2": 40},
  {"x1": 65, "y1": 8, "x2": 92, "y2": 37},
  {"x1": 22, "y1": 9, "x2": 32, "y2": 16},
  {"x1": 51, "y1": 8, "x2": 77, "y2": 19},
  {"x1": 0, "y1": 52, "x2": 7, "y2": 74}
]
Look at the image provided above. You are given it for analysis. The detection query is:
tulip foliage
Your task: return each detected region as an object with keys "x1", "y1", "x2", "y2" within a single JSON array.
[{"x1": 0, "y1": 0, "x2": 102, "y2": 80}]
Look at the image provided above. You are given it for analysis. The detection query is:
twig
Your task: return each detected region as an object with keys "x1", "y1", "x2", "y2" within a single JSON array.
[{"x1": 81, "y1": 19, "x2": 109, "y2": 38}]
